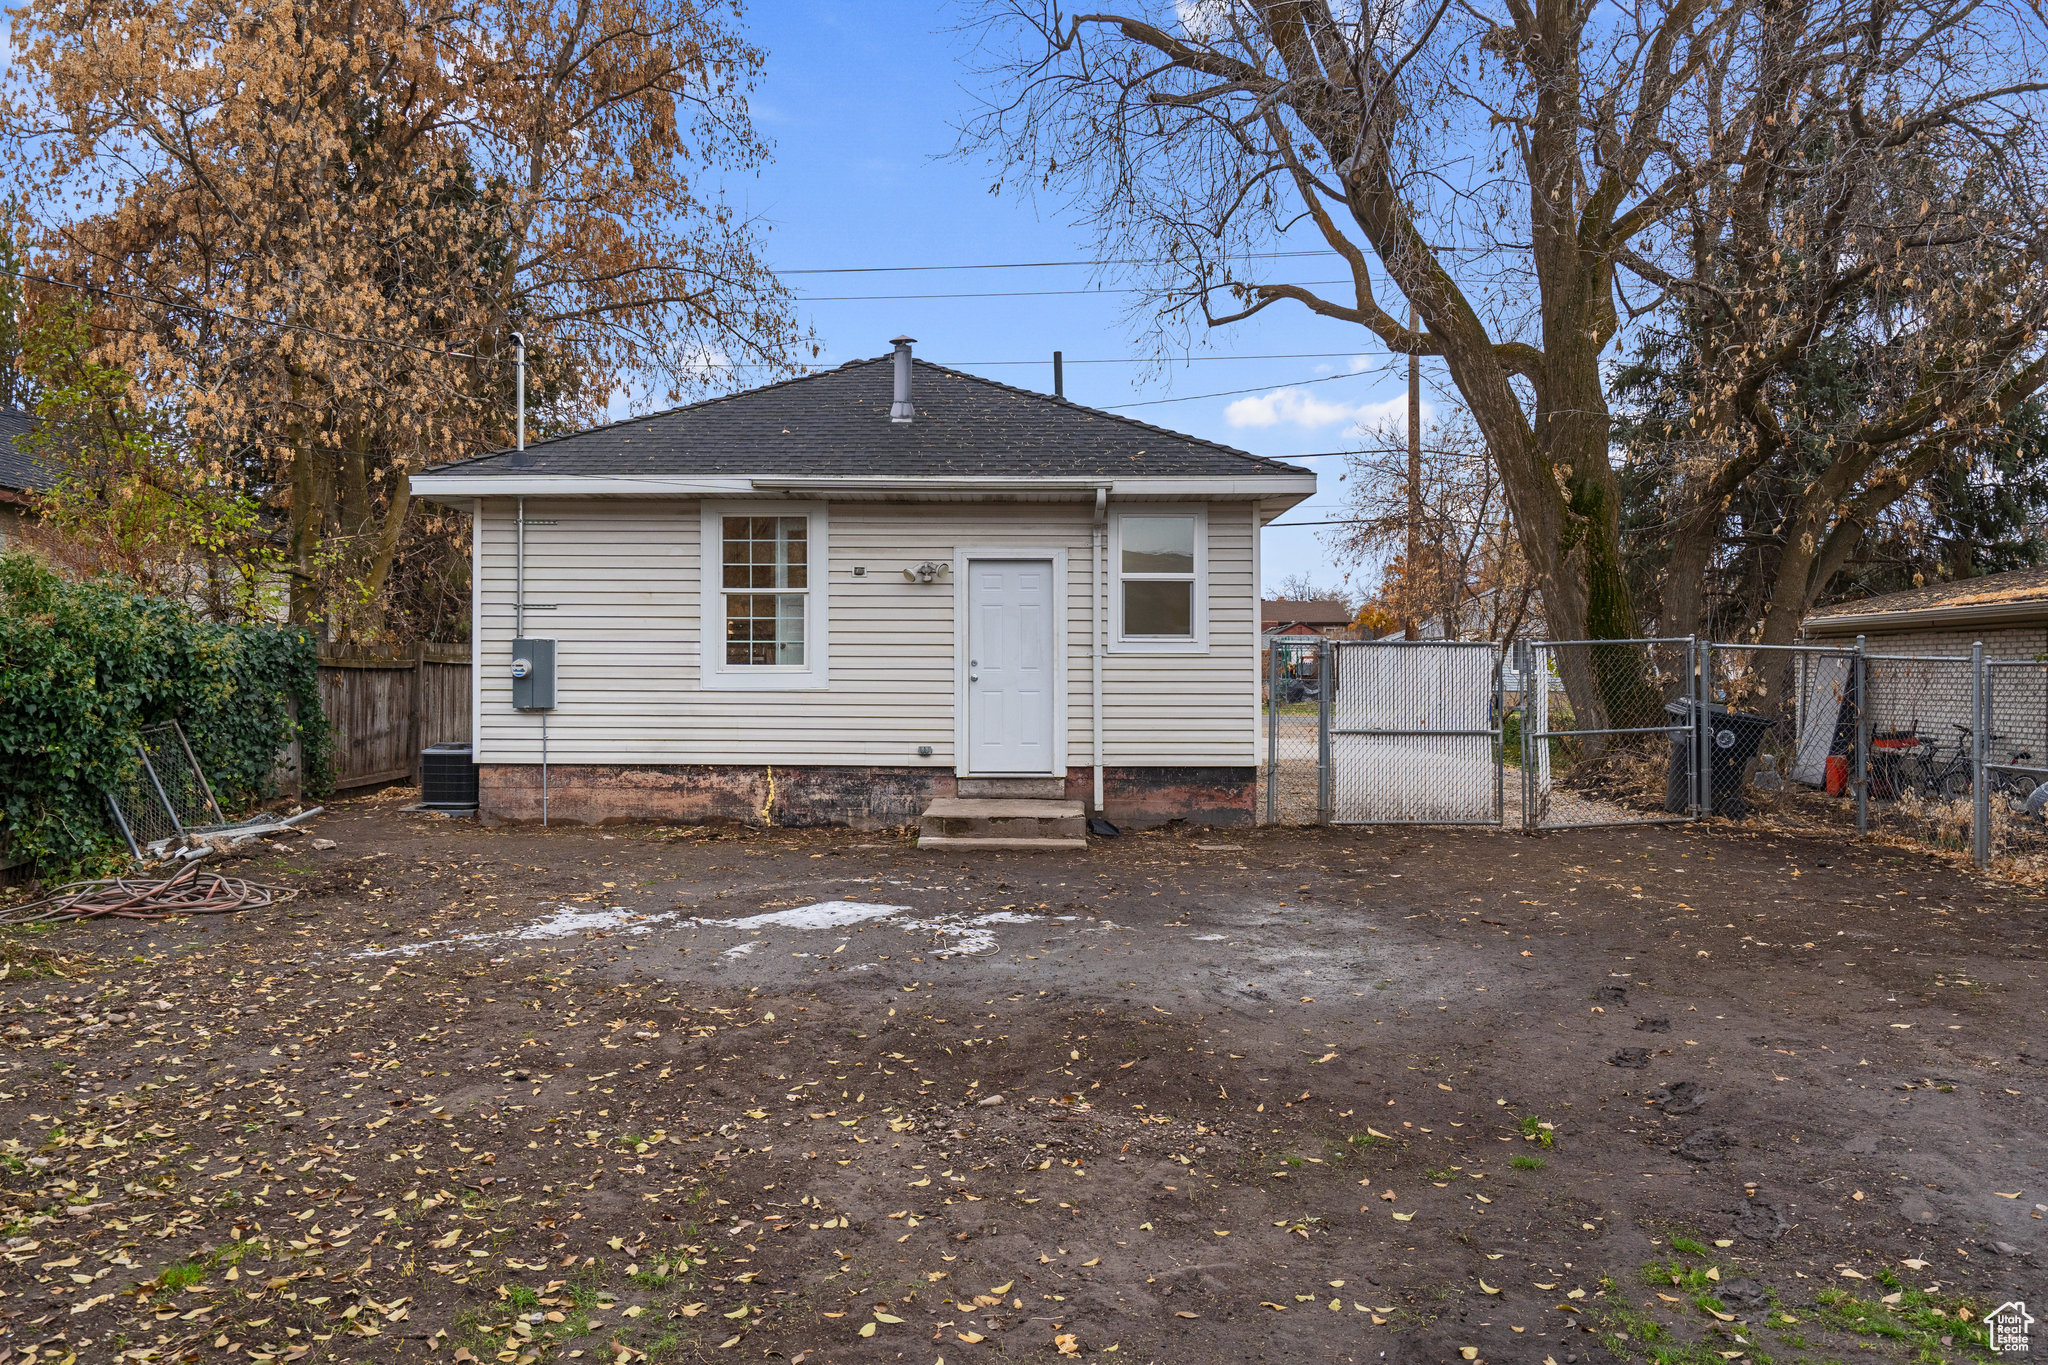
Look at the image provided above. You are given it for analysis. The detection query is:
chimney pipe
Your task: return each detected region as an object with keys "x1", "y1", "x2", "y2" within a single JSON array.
[
  {"x1": 889, "y1": 335, "x2": 916, "y2": 423},
  {"x1": 1053, "y1": 350, "x2": 1064, "y2": 399}
]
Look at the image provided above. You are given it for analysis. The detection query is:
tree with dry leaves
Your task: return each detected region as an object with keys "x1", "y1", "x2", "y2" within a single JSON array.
[
  {"x1": 5, "y1": 0, "x2": 804, "y2": 637},
  {"x1": 1329, "y1": 414, "x2": 1536, "y2": 644},
  {"x1": 957, "y1": 0, "x2": 2048, "y2": 716}
]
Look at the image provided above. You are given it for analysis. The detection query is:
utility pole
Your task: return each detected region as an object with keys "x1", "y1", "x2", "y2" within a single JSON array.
[{"x1": 1403, "y1": 300, "x2": 1422, "y2": 641}]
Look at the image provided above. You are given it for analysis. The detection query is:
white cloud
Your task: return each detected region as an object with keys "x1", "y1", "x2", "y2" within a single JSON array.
[
  {"x1": 1225, "y1": 387, "x2": 1360, "y2": 428},
  {"x1": 1348, "y1": 394, "x2": 1423, "y2": 435},
  {"x1": 1223, "y1": 387, "x2": 1425, "y2": 433}
]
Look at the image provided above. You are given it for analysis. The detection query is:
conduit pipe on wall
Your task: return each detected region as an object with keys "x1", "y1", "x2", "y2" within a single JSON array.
[{"x1": 1093, "y1": 486, "x2": 1106, "y2": 812}]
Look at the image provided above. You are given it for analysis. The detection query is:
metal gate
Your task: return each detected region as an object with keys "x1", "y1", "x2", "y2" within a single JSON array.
[
  {"x1": 1262, "y1": 637, "x2": 1328, "y2": 823},
  {"x1": 1520, "y1": 637, "x2": 1700, "y2": 830},
  {"x1": 1327, "y1": 640, "x2": 1504, "y2": 825}
]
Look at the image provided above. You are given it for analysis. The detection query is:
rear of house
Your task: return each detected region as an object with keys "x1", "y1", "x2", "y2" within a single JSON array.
[{"x1": 411, "y1": 343, "x2": 1314, "y2": 830}]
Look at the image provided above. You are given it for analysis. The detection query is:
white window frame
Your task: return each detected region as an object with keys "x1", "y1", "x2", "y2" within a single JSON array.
[
  {"x1": 699, "y1": 501, "x2": 829, "y2": 690},
  {"x1": 1109, "y1": 505, "x2": 1208, "y2": 654}
]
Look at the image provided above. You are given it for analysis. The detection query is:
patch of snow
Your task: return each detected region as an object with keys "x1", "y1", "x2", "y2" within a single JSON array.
[
  {"x1": 690, "y1": 900, "x2": 908, "y2": 932},
  {"x1": 1193, "y1": 934, "x2": 1227, "y2": 941},
  {"x1": 925, "y1": 910, "x2": 1046, "y2": 957},
  {"x1": 513, "y1": 905, "x2": 677, "y2": 940},
  {"x1": 355, "y1": 903, "x2": 673, "y2": 958},
  {"x1": 721, "y1": 941, "x2": 760, "y2": 959}
]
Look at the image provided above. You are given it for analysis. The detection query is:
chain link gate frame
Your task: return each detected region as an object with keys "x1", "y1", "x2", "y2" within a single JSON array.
[
  {"x1": 1326, "y1": 639, "x2": 1505, "y2": 825},
  {"x1": 1699, "y1": 641, "x2": 1869, "y2": 833},
  {"x1": 1519, "y1": 637, "x2": 1704, "y2": 831},
  {"x1": 1263, "y1": 636, "x2": 1329, "y2": 825}
]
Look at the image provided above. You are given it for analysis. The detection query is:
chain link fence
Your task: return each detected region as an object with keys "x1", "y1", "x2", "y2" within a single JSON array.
[
  {"x1": 1262, "y1": 637, "x2": 1327, "y2": 825},
  {"x1": 1983, "y1": 659, "x2": 2048, "y2": 868},
  {"x1": 1859, "y1": 652, "x2": 1982, "y2": 854},
  {"x1": 1258, "y1": 629, "x2": 2044, "y2": 870},
  {"x1": 1520, "y1": 638, "x2": 1697, "y2": 830},
  {"x1": 1699, "y1": 644, "x2": 1863, "y2": 833}
]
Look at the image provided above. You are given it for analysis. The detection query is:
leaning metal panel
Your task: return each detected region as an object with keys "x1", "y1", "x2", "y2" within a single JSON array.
[
  {"x1": 139, "y1": 722, "x2": 226, "y2": 830},
  {"x1": 1328, "y1": 640, "x2": 1502, "y2": 825}
]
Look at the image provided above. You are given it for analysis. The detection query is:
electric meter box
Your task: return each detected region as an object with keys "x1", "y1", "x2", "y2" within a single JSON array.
[{"x1": 511, "y1": 637, "x2": 556, "y2": 711}]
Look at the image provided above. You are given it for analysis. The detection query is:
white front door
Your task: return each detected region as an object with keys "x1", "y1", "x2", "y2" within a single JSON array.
[{"x1": 966, "y1": 559, "x2": 1056, "y2": 774}]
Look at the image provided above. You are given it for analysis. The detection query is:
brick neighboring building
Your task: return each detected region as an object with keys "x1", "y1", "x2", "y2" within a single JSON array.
[
  {"x1": 1261, "y1": 598, "x2": 1356, "y2": 639},
  {"x1": 0, "y1": 409, "x2": 53, "y2": 549},
  {"x1": 1803, "y1": 567, "x2": 2048, "y2": 760}
]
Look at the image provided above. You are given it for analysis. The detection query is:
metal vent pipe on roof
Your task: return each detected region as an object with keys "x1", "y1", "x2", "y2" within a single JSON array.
[{"x1": 890, "y1": 335, "x2": 916, "y2": 423}]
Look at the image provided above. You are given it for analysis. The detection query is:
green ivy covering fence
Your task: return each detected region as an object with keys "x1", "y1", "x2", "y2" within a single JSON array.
[{"x1": 0, "y1": 551, "x2": 329, "y2": 876}]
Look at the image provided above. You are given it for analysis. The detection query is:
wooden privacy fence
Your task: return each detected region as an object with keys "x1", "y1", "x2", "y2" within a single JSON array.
[{"x1": 317, "y1": 643, "x2": 471, "y2": 791}]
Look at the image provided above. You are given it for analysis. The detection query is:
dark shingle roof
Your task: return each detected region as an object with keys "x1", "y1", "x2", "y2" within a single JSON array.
[
  {"x1": 1262, "y1": 598, "x2": 1354, "y2": 626},
  {"x1": 432, "y1": 356, "x2": 1309, "y2": 480},
  {"x1": 0, "y1": 409, "x2": 54, "y2": 495}
]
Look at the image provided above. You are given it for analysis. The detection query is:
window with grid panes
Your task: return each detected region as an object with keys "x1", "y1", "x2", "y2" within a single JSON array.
[{"x1": 722, "y1": 515, "x2": 808, "y2": 666}]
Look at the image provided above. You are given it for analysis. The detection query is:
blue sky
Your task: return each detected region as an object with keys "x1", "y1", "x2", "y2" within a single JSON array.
[{"x1": 719, "y1": 0, "x2": 1441, "y2": 603}]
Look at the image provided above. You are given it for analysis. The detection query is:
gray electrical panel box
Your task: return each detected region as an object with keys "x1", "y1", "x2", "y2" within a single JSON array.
[{"x1": 511, "y1": 637, "x2": 556, "y2": 711}]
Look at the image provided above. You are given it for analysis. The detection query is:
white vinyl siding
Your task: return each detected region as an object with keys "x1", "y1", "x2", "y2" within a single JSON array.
[{"x1": 474, "y1": 497, "x2": 1256, "y2": 768}]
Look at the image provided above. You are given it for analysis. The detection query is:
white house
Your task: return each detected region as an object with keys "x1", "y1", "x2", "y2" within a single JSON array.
[{"x1": 410, "y1": 339, "x2": 1315, "y2": 832}]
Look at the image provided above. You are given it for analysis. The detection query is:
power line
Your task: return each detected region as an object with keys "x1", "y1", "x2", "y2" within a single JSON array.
[
  {"x1": 780, "y1": 241, "x2": 1510, "y2": 274},
  {"x1": 1265, "y1": 518, "x2": 1374, "y2": 528},
  {"x1": 9, "y1": 268, "x2": 1406, "y2": 442},
  {"x1": 8, "y1": 268, "x2": 501, "y2": 365},
  {"x1": 782, "y1": 250, "x2": 1341, "y2": 275},
  {"x1": 1100, "y1": 369, "x2": 1373, "y2": 410},
  {"x1": 955, "y1": 352, "x2": 1372, "y2": 366},
  {"x1": 795, "y1": 279, "x2": 1354, "y2": 303}
]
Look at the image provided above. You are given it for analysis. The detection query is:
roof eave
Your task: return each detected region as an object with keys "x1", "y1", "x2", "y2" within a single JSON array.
[
  {"x1": 1804, "y1": 598, "x2": 2048, "y2": 635},
  {"x1": 409, "y1": 471, "x2": 1319, "y2": 503}
]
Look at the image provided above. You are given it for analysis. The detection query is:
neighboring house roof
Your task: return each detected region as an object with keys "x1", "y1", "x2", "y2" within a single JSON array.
[
  {"x1": 422, "y1": 355, "x2": 1311, "y2": 483},
  {"x1": 1804, "y1": 565, "x2": 2048, "y2": 634},
  {"x1": 1262, "y1": 598, "x2": 1353, "y2": 627},
  {"x1": 0, "y1": 408, "x2": 55, "y2": 498}
]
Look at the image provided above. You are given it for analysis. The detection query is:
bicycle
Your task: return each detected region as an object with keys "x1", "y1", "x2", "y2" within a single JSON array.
[
  {"x1": 1894, "y1": 723, "x2": 2036, "y2": 801},
  {"x1": 1893, "y1": 723, "x2": 1974, "y2": 801}
]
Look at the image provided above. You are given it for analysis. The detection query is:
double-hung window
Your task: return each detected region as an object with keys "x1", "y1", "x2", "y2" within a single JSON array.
[
  {"x1": 723, "y1": 516, "x2": 808, "y2": 665},
  {"x1": 701, "y1": 504, "x2": 828, "y2": 688},
  {"x1": 1111, "y1": 508, "x2": 1207, "y2": 652}
]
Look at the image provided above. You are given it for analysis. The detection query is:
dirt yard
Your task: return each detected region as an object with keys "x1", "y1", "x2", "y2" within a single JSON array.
[{"x1": 2, "y1": 796, "x2": 2043, "y2": 1365}]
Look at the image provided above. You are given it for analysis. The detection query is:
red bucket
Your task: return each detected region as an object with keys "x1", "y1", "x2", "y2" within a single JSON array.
[{"x1": 1825, "y1": 754, "x2": 1849, "y2": 797}]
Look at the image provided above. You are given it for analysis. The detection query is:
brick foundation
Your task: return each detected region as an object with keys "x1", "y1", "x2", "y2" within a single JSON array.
[
  {"x1": 478, "y1": 764, "x2": 1256, "y2": 830},
  {"x1": 1063, "y1": 766, "x2": 1256, "y2": 829}
]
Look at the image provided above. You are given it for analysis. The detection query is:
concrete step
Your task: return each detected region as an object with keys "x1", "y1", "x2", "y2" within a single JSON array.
[
  {"x1": 957, "y1": 776, "x2": 1068, "y2": 799},
  {"x1": 916, "y1": 797, "x2": 1088, "y2": 849},
  {"x1": 915, "y1": 835, "x2": 1088, "y2": 851}
]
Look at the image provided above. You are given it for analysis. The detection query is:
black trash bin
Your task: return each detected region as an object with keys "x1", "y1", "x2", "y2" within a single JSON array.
[
  {"x1": 1663, "y1": 701, "x2": 1694, "y2": 814},
  {"x1": 1665, "y1": 700, "x2": 1775, "y2": 816}
]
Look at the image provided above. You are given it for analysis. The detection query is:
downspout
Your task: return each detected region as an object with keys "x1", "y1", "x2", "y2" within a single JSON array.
[{"x1": 1093, "y1": 486, "x2": 1107, "y2": 812}]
